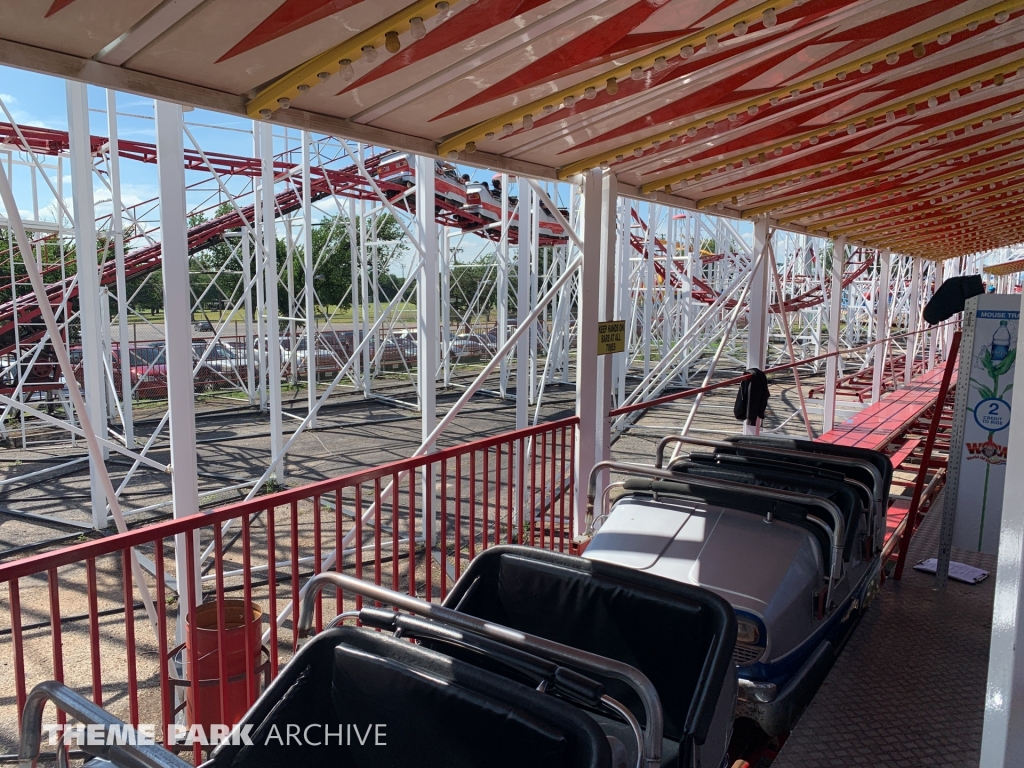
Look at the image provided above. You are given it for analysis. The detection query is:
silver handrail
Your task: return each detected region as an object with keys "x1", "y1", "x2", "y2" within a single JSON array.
[
  {"x1": 297, "y1": 572, "x2": 664, "y2": 768},
  {"x1": 655, "y1": 435, "x2": 886, "y2": 542},
  {"x1": 585, "y1": 460, "x2": 846, "y2": 607},
  {"x1": 20, "y1": 681, "x2": 190, "y2": 768}
]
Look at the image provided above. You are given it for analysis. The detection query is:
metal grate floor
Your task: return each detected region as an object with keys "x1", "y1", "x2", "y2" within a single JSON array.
[{"x1": 773, "y1": 493, "x2": 997, "y2": 768}]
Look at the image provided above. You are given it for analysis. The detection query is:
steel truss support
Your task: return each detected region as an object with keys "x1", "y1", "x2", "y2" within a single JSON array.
[
  {"x1": 871, "y1": 248, "x2": 892, "y2": 404},
  {"x1": 517, "y1": 184, "x2": 532, "y2": 430},
  {"x1": 823, "y1": 235, "x2": 847, "y2": 433},
  {"x1": 155, "y1": 100, "x2": 201, "y2": 623},
  {"x1": 415, "y1": 153, "x2": 438, "y2": 446},
  {"x1": 574, "y1": 169, "x2": 609, "y2": 531},
  {"x1": 259, "y1": 122, "x2": 285, "y2": 484},
  {"x1": 744, "y1": 216, "x2": 770, "y2": 435},
  {"x1": 106, "y1": 89, "x2": 134, "y2": 449},
  {"x1": 67, "y1": 80, "x2": 110, "y2": 530},
  {"x1": 302, "y1": 132, "x2": 317, "y2": 427}
]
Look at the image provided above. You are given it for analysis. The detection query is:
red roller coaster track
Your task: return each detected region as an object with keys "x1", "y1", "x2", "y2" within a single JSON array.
[{"x1": 0, "y1": 121, "x2": 558, "y2": 358}]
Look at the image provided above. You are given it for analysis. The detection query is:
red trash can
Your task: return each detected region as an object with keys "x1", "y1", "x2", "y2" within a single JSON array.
[{"x1": 185, "y1": 599, "x2": 264, "y2": 733}]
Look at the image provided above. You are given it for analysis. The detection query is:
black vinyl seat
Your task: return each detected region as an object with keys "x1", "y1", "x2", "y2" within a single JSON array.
[
  {"x1": 205, "y1": 626, "x2": 612, "y2": 768},
  {"x1": 681, "y1": 451, "x2": 873, "y2": 512},
  {"x1": 442, "y1": 546, "x2": 737, "y2": 768},
  {"x1": 668, "y1": 455, "x2": 864, "y2": 562},
  {"x1": 725, "y1": 436, "x2": 893, "y2": 505}
]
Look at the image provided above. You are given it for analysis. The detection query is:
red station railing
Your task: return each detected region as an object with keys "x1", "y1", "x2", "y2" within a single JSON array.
[
  {"x1": 0, "y1": 324, "x2": 959, "y2": 759},
  {"x1": 0, "y1": 416, "x2": 577, "y2": 760}
]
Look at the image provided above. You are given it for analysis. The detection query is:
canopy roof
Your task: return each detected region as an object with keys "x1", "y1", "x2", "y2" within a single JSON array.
[
  {"x1": 984, "y1": 256, "x2": 1024, "y2": 274},
  {"x1": 4, "y1": 0, "x2": 1024, "y2": 259}
]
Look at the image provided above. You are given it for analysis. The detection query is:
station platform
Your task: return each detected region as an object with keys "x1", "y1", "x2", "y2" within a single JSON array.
[
  {"x1": 772, "y1": 497, "x2": 996, "y2": 768},
  {"x1": 817, "y1": 365, "x2": 953, "y2": 452}
]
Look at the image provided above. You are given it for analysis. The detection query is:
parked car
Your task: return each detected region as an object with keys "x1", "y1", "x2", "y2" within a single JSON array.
[
  {"x1": 285, "y1": 330, "x2": 353, "y2": 378},
  {"x1": 127, "y1": 343, "x2": 169, "y2": 399},
  {"x1": 192, "y1": 339, "x2": 246, "y2": 390},
  {"x1": 449, "y1": 332, "x2": 494, "y2": 360}
]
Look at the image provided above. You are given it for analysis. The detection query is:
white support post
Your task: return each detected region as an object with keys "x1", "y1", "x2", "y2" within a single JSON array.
[
  {"x1": 67, "y1": 80, "x2": 109, "y2": 530},
  {"x1": 347, "y1": 196, "x2": 361, "y2": 390},
  {"x1": 286, "y1": 220, "x2": 297, "y2": 386},
  {"x1": 980, "y1": 281, "x2": 1024, "y2": 767},
  {"x1": 907, "y1": 257, "x2": 921, "y2": 385},
  {"x1": 643, "y1": 206, "x2": 655, "y2": 377},
  {"x1": 106, "y1": 89, "x2": 134, "y2": 449},
  {"x1": 574, "y1": 169, "x2": 605, "y2": 532},
  {"x1": 415, "y1": 154, "x2": 438, "y2": 442},
  {"x1": 415, "y1": 155, "x2": 439, "y2": 545},
  {"x1": 516, "y1": 184, "x2": 532, "y2": 431},
  {"x1": 498, "y1": 174, "x2": 510, "y2": 398},
  {"x1": 616, "y1": 201, "x2": 630, "y2": 399},
  {"x1": 529, "y1": 189, "x2": 540, "y2": 405},
  {"x1": 253, "y1": 127, "x2": 268, "y2": 412},
  {"x1": 664, "y1": 211, "x2": 676, "y2": 351},
  {"x1": 302, "y1": 132, "x2": 317, "y2": 428},
  {"x1": 871, "y1": 248, "x2": 891, "y2": 403},
  {"x1": 680, "y1": 214, "x2": 693, "y2": 385},
  {"x1": 745, "y1": 216, "x2": 771, "y2": 435},
  {"x1": 944, "y1": 257, "x2": 959, "y2": 355},
  {"x1": 927, "y1": 263, "x2": 938, "y2": 371},
  {"x1": 593, "y1": 171, "x2": 618, "y2": 510},
  {"x1": 260, "y1": 123, "x2": 284, "y2": 484},
  {"x1": 441, "y1": 226, "x2": 451, "y2": 388},
  {"x1": 242, "y1": 233, "x2": 256, "y2": 404},
  {"x1": 359, "y1": 196, "x2": 372, "y2": 396},
  {"x1": 823, "y1": 236, "x2": 846, "y2": 433},
  {"x1": 155, "y1": 99, "x2": 201, "y2": 615}
]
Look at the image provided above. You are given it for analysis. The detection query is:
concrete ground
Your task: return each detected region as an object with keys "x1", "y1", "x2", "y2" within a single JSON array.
[{"x1": 773, "y1": 492, "x2": 996, "y2": 768}]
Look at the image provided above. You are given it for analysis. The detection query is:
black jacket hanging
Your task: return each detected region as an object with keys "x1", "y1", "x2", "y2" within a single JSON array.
[
  {"x1": 734, "y1": 368, "x2": 770, "y2": 426},
  {"x1": 922, "y1": 274, "x2": 984, "y2": 324}
]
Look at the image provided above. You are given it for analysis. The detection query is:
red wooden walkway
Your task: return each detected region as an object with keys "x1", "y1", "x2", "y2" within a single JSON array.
[{"x1": 815, "y1": 362, "x2": 957, "y2": 552}]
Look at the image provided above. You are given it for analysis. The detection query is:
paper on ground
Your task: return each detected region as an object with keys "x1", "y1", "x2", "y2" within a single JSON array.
[{"x1": 913, "y1": 557, "x2": 989, "y2": 584}]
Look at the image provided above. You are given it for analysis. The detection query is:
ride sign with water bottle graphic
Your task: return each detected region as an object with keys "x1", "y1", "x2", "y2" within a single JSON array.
[{"x1": 952, "y1": 297, "x2": 1019, "y2": 554}]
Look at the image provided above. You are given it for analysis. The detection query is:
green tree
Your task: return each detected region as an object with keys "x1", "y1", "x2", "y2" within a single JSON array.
[
  {"x1": 280, "y1": 212, "x2": 408, "y2": 313},
  {"x1": 448, "y1": 250, "x2": 498, "y2": 319}
]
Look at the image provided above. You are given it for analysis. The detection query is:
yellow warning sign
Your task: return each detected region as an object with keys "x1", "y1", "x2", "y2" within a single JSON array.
[{"x1": 597, "y1": 320, "x2": 625, "y2": 355}]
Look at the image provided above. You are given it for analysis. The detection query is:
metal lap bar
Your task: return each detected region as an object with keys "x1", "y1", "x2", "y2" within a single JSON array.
[
  {"x1": 585, "y1": 460, "x2": 846, "y2": 607},
  {"x1": 297, "y1": 572, "x2": 664, "y2": 768},
  {"x1": 655, "y1": 434, "x2": 886, "y2": 542},
  {"x1": 19, "y1": 680, "x2": 190, "y2": 768},
  {"x1": 358, "y1": 609, "x2": 646, "y2": 768}
]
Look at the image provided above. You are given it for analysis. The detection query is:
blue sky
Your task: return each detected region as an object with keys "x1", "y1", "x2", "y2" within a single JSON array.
[
  {"x1": 5, "y1": 64, "x2": 744, "y2": 275},
  {"x1": 0, "y1": 64, "x2": 512, "y2": 274},
  {"x1": 1, "y1": 64, "x2": 257, "y2": 214}
]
